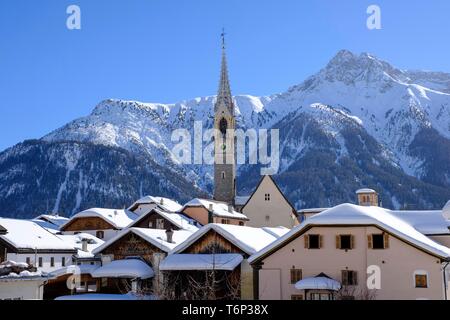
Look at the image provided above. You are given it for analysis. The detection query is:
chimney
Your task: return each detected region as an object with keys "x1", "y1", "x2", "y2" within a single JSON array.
[
  {"x1": 209, "y1": 203, "x2": 213, "y2": 211},
  {"x1": 356, "y1": 188, "x2": 379, "y2": 207},
  {"x1": 160, "y1": 198, "x2": 164, "y2": 205},
  {"x1": 228, "y1": 205, "x2": 233, "y2": 213},
  {"x1": 165, "y1": 228, "x2": 174, "y2": 244},
  {"x1": 81, "y1": 238, "x2": 89, "y2": 252}
]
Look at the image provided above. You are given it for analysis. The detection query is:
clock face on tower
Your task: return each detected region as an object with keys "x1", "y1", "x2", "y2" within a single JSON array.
[{"x1": 219, "y1": 117, "x2": 228, "y2": 136}]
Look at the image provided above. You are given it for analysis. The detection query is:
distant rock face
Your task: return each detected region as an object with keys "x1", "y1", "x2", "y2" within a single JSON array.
[{"x1": 2, "y1": 49, "x2": 450, "y2": 218}]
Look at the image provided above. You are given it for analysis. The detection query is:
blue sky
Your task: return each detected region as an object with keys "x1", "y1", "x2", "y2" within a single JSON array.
[{"x1": 1, "y1": 0, "x2": 449, "y2": 151}]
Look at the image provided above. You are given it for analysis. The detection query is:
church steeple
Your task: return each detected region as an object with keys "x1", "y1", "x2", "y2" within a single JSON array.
[
  {"x1": 213, "y1": 29, "x2": 236, "y2": 205},
  {"x1": 216, "y1": 29, "x2": 234, "y2": 115}
]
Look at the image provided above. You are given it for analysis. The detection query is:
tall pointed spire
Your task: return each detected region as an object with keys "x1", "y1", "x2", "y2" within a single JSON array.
[{"x1": 216, "y1": 29, "x2": 234, "y2": 114}]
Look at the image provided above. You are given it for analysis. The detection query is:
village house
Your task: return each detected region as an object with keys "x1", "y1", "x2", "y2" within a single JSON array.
[
  {"x1": 249, "y1": 203, "x2": 450, "y2": 300},
  {"x1": 0, "y1": 218, "x2": 77, "y2": 273},
  {"x1": 159, "y1": 223, "x2": 289, "y2": 300},
  {"x1": 239, "y1": 175, "x2": 298, "y2": 228},
  {"x1": 60, "y1": 208, "x2": 139, "y2": 241},
  {"x1": 128, "y1": 196, "x2": 183, "y2": 215},
  {"x1": 90, "y1": 227, "x2": 194, "y2": 295},
  {"x1": 180, "y1": 198, "x2": 249, "y2": 226},
  {"x1": 127, "y1": 206, "x2": 200, "y2": 232},
  {"x1": 0, "y1": 261, "x2": 49, "y2": 300}
]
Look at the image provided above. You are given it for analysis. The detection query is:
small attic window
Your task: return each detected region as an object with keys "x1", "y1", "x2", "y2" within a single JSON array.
[{"x1": 265, "y1": 193, "x2": 271, "y2": 201}]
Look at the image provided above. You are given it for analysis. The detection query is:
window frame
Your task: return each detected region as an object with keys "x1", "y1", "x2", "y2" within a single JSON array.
[
  {"x1": 337, "y1": 234, "x2": 354, "y2": 250},
  {"x1": 414, "y1": 270, "x2": 429, "y2": 288},
  {"x1": 290, "y1": 268, "x2": 302, "y2": 284},
  {"x1": 305, "y1": 234, "x2": 322, "y2": 249}
]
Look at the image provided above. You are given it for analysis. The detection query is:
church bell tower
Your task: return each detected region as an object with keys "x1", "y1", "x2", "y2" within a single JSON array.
[{"x1": 213, "y1": 30, "x2": 236, "y2": 204}]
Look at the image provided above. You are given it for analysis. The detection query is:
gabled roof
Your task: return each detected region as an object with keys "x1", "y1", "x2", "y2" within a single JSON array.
[
  {"x1": 182, "y1": 198, "x2": 248, "y2": 220},
  {"x1": 128, "y1": 196, "x2": 183, "y2": 213},
  {"x1": 93, "y1": 227, "x2": 194, "y2": 254},
  {"x1": 57, "y1": 233, "x2": 105, "y2": 258},
  {"x1": 249, "y1": 204, "x2": 450, "y2": 264},
  {"x1": 33, "y1": 214, "x2": 69, "y2": 227},
  {"x1": 0, "y1": 218, "x2": 76, "y2": 252},
  {"x1": 61, "y1": 208, "x2": 139, "y2": 230},
  {"x1": 241, "y1": 175, "x2": 296, "y2": 212},
  {"x1": 127, "y1": 207, "x2": 200, "y2": 232},
  {"x1": 170, "y1": 223, "x2": 290, "y2": 256}
]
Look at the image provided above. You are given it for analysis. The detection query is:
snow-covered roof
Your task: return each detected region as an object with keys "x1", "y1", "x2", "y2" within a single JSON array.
[
  {"x1": 0, "y1": 218, "x2": 76, "y2": 252},
  {"x1": 171, "y1": 224, "x2": 290, "y2": 256},
  {"x1": 31, "y1": 219, "x2": 61, "y2": 234},
  {"x1": 389, "y1": 210, "x2": 450, "y2": 235},
  {"x1": 160, "y1": 253, "x2": 243, "y2": 271},
  {"x1": 129, "y1": 196, "x2": 183, "y2": 213},
  {"x1": 234, "y1": 196, "x2": 250, "y2": 206},
  {"x1": 182, "y1": 198, "x2": 248, "y2": 220},
  {"x1": 49, "y1": 264, "x2": 100, "y2": 278},
  {"x1": 91, "y1": 259, "x2": 154, "y2": 279},
  {"x1": 33, "y1": 214, "x2": 69, "y2": 227},
  {"x1": 61, "y1": 208, "x2": 139, "y2": 230},
  {"x1": 57, "y1": 233, "x2": 105, "y2": 258},
  {"x1": 127, "y1": 207, "x2": 200, "y2": 233},
  {"x1": 295, "y1": 275, "x2": 341, "y2": 291},
  {"x1": 249, "y1": 204, "x2": 450, "y2": 263},
  {"x1": 93, "y1": 227, "x2": 194, "y2": 255},
  {"x1": 0, "y1": 260, "x2": 45, "y2": 280},
  {"x1": 356, "y1": 188, "x2": 377, "y2": 194}
]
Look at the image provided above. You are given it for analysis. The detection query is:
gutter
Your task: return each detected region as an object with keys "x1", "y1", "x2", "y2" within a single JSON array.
[{"x1": 444, "y1": 260, "x2": 450, "y2": 301}]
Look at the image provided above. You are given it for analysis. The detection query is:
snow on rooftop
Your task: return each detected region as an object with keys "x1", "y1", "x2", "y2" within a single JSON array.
[
  {"x1": 49, "y1": 264, "x2": 100, "y2": 278},
  {"x1": 57, "y1": 233, "x2": 105, "y2": 258},
  {"x1": 0, "y1": 218, "x2": 76, "y2": 251},
  {"x1": 31, "y1": 219, "x2": 61, "y2": 234},
  {"x1": 295, "y1": 275, "x2": 341, "y2": 291},
  {"x1": 131, "y1": 196, "x2": 183, "y2": 213},
  {"x1": 128, "y1": 207, "x2": 200, "y2": 233},
  {"x1": 91, "y1": 259, "x2": 154, "y2": 279},
  {"x1": 389, "y1": 209, "x2": 450, "y2": 235},
  {"x1": 93, "y1": 227, "x2": 194, "y2": 255},
  {"x1": 160, "y1": 253, "x2": 243, "y2": 271},
  {"x1": 250, "y1": 203, "x2": 450, "y2": 263},
  {"x1": 182, "y1": 198, "x2": 248, "y2": 220},
  {"x1": 63, "y1": 208, "x2": 139, "y2": 230},
  {"x1": 356, "y1": 188, "x2": 377, "y2": 194},
  {"x1": 34, "y1": 214, "x2": 69, "y2": 227},
  {"x1": 172, "y1": 223, "x2": 290, "y2": 256}
]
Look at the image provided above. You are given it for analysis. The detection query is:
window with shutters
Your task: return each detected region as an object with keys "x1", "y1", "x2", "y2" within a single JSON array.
[
  {"x1": 369, "y1": 233, "x2": 389, "y2": 249},
  {"x1": 305, "y1": 234, "x2": 322, "y2": 249},
  {"x1": 342, "y1": 270, "x2": 358, "y2": 286},
  {"x1": 337, "y1": 234, "x2": 354, "y2": 250},
  {"x1": 414, "y1": 272, "x2": 428, "y2": 288},
  {"x1": 290, "y1": 269, "x2": 302, "y2": 284}
]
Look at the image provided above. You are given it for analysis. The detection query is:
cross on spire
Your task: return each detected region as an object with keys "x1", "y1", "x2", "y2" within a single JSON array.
[{"x1": 221, "y1": 28, "x2": 226, "y2": 49}]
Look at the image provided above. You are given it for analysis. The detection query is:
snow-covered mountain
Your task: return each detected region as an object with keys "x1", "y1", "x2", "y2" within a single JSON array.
[{"x1": 2, "y1": 49, "x2": 450, "y2": 218}]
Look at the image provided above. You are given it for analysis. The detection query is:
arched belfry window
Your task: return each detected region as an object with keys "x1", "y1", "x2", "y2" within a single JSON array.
[{"x1": 219, "y1": 117, "x2": 228, "y2": 136}]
